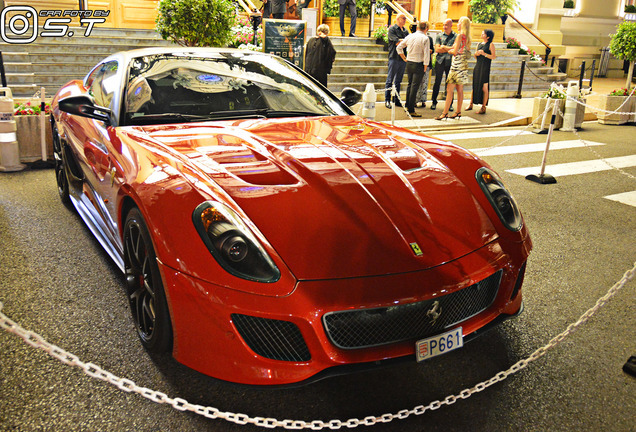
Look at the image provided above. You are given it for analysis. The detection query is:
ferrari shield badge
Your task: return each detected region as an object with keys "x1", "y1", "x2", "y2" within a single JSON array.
[{"x1": 409, "y1": 242, "x2": 423, "y2": 256}]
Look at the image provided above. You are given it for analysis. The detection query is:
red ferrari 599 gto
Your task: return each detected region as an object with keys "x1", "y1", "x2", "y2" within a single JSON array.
[{"x1": 51, "y1": 48, "x2": 531, "y2": 385}]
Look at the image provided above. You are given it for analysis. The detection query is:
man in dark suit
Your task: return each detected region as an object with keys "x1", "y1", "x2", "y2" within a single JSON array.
[
  {"x1": 430, "y1": 18, "x2": 456, "y2": 110},
  {"x1": 271, "y1": 0, "x2": 286, "y2": 18},
  {"x1": 384, "y1": 13, "x2": 409, "y2": 108},
  {"x1": 338, "y1": 0, "x2": 357, "y2": 37}
]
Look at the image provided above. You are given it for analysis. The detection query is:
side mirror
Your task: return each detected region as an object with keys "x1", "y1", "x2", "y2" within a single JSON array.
[
  {"x1": 339, "y1": 87, "x2": 362, "y2": 107},
  {"x1": 58, "y1": 95, "x2": 112, "y2": 125}
]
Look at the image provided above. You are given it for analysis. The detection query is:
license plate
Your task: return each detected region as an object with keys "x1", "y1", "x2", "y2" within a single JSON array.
[{"x1": 416, "y1": 327, "x2": 463, "y2": 362}]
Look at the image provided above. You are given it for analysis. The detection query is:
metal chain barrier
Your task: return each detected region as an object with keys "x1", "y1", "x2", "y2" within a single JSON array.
[
  {"x1": 1, "y1": 259, "x2": 634, "y2": 429},
  {"x1": 554, "y1": 104, "x2": 636, "y2": 182}
]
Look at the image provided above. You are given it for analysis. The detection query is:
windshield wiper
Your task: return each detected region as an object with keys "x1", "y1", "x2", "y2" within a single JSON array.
[
  {"x1": 263, "y1": 110, "x2": 326, "y2": 118},
  {"x1": 129, "y1": 111, "x2": 266, "y2": 125}
]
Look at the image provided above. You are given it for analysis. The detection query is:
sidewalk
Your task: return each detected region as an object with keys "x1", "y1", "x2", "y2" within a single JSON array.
[{"x1": 354, "y1": 77, "x2": 630, "y2": 131}]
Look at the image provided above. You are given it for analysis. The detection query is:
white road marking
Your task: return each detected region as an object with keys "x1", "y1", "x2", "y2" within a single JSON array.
[
  {"x1": 506, "y1": 155, "x2": 636, "y2": 177},
  {"x1": 430, "y1": 130, "x2": 533, "y2": 141},
  {"x1": 472, "y1": 140, "x2": 605, "y2": 156},
  {"x1": 604, "y1": 190, "x2": 636, "y2": 208}
]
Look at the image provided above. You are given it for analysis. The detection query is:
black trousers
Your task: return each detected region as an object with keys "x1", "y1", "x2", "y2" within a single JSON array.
[
  {"x1": 339, "y1": 0, "x2": 357, "y2": 36},
  {"x1": 431, "y1": 60, "x2": 452, "y2": 105},
  {"x1": 405, "y1": 61, "x2": 424, "y2": 113}
]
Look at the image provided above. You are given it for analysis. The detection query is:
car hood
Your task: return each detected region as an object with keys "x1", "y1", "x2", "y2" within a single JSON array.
[{"x1": 132, "y1": 116, "x2": 498, "y2": 280}]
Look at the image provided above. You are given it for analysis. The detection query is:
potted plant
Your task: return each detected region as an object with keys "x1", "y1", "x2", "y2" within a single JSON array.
[
  {"x1": 592, "y1": 88, "x2": 635, "y2": 125},
  {"x1": 563, "y1": 0, "x2": 574, "y2": 8},
  {"x1": 469, "y1": 0, "x2": 519, "y2": 24},
  {"x1": 372, "y1": 25, "x2": 389, "y2": 50},
  {"x1": 13, "y1": 101, "x2": 53, "y2": 162},
  {"x1": 532, "y1": 85, "x2": 566, "y2": 130},
  {"x1": 609, "y1": 21, "x2": 636, "y2": 89},
  {"x1": 156, "y1": 0, "x2": 237, "y2": 47}
]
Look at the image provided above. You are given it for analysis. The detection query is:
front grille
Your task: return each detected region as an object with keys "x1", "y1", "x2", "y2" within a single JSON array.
[
  {"x1": 323, "y1": 270, "x2": 503, "y2": 349},
  {"x1": 231, "y1": 314, "x2": 311, "y2": 362}
]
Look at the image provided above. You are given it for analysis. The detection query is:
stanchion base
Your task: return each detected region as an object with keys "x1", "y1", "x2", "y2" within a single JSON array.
[
  {"x1": 532, "y1": 128, "x2": 549, "y2": 135},
  {"x1": 526, "y1": 173, "x2": 557, "y2": 184},
  {"x1": 0, "y1": 164, "x2": 26, "y2": 173}
]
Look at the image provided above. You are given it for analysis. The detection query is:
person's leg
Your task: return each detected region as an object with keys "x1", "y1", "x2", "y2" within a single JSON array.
[
  {"x1": 479, "y1": 83, "x2": 489, "y2": 113},
  {"x1": 393, "y1": 60, "x2": 406, "y2": 105},
  {"x1": 444, "y1": 64, "x2": 453, "y2": 110},
  {"x1": 385, "y1": 58, "x2": 397, "y2": 104},
  {"x1": 416, "y1": 68, "x2": 429, "y2": 106},
  {"x1": 451, "y1": 84, "x2": 463, "y2": 118},
  {"x1": 339, "y1": 4, "x2": 346, "y2": 36},
  {"x1": 431, "y1": 62, "x2": 444, "y2": 108},
  {"x1": 443, "y1": 83, "x2": 455, "y2": 113},
  {"x1": 348, "y1": 0, "x2": 356, "y2": 36}
]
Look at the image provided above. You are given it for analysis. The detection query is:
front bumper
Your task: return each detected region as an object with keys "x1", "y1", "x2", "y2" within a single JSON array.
[{"x1": 158, "y1": 240, "x2": 529, "y2": 385}]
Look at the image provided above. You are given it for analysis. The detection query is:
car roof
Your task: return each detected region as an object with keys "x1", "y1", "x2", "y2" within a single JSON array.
[{"x1": 103, "y1": 47, "x2": 273, "y2": 65}]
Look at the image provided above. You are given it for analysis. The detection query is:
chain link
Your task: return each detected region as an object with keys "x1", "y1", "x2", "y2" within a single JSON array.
[{"x1": 1, "y1": 260, "x2": 634, "y2": 429}]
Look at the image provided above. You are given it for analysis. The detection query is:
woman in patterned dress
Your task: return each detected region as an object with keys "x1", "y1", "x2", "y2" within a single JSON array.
[
  {"x1": 435, "y1": 16, "x2": 471, "y2": 120},
  {"x1": 467, "y1": 29, "x2": 496, "y2": 114}
]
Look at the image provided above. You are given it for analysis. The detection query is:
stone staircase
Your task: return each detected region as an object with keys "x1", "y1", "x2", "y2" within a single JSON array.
[
  {"x1": 0, "y1": 27, "x2": 173, "y2": 99},
  {"x1": 328, "y1": 37, "x2": 567, "y2": 100},
  {"x1": 0, "y1": 29, "x2": 567, "y2": 101}
]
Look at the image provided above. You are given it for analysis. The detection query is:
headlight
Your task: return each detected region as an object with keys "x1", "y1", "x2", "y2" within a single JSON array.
[
  {"x1": 476, "y1": 167, "x2": 523, "y2": 232},
  {"x1": 193, "y1": 201, "x2": 280, "y2": 282}
]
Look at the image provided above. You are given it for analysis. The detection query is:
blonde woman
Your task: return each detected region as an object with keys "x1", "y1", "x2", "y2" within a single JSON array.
[{"x1": 435, "y1": 16, "x2": 471, "y2": 120}]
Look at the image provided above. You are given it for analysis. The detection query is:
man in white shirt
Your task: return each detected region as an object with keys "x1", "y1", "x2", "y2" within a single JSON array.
[{"x1": 397, "y1": 21, "x2": 430, "y2": 117}]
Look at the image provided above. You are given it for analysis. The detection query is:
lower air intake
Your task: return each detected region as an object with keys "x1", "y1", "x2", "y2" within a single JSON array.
[{"x1": 232, "y1": 314, "x2": 311, "y2": 362}]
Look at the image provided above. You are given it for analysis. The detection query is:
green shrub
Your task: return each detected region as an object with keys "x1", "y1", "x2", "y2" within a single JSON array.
[
  {"x1": 626, "y1": 4, "x2": 636, "y2": 13},
  {"x1": 156, "y1": 0, "x2": 237, "y2": 47},
  {"x1": 563, "y1": 0, "x2": 574, "y2": 9},
  {"x1": 469, "y1": 0, "x2": 519, "y2": 24}
]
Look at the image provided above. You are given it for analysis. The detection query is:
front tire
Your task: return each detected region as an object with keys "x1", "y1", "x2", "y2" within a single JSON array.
[
  {"x1": 123, "y1": 207, "x2": 173, "y2": 353},
  {"x1": 51, "y1": 119, "x2": 71, "y2": 207}
]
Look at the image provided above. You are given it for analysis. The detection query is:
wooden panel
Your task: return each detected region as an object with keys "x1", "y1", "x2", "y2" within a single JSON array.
[
  {"x1": 447, "y1": 0, "x2": 469, "y2": 20},
  {"x1": 117, "y1": 0, "x2": 159, "y2": 29}
]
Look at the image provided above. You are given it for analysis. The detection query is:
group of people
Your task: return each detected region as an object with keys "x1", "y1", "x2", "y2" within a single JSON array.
[
  {"x1": 303, "y1": 15, "x2": 497, "y2": 115},
  {"x1": 384, "y1": 15, "x2": 496, "y2": 119}
]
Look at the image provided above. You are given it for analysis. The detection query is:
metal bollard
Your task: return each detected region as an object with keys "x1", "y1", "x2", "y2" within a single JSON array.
[
  {"x1": 0, "y1": 87, "x2": 25, "y2": 172},
  {"x1": 561, "y1": 81, "x2": 579, "y2": 132},
  {"x1": 361, "y1": 83, "x2": 376, "y2": 120}
]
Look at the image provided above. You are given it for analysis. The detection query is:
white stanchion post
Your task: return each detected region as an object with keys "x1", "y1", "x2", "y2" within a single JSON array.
[
  {"x1": 40, "y1": 87, "x2": 47, "y2": 161},
  {"x1": 361, "y1": 83, "x2": 376, "y2": 120},
  {"x1": 0, "y1": 87, "x2": 25, "y2": 172},
  {"x1": 526, "y1": 99, "x2": 558, "y2": 184},
  {"x1": 561, "y1": 81, "x2": 578, "y2": 132},
  {"x1": 391, "y1": 85, "x2": 396, "y2": 126}
]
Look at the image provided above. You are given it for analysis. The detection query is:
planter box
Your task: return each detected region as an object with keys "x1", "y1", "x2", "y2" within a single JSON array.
[
  {"x1": 323, "y1": 15, "x2": 387, "y2": 37},
  {"x1": 16, "y1": 115, "x2": 53, "y2": 162},
  {"x1": 532, "y1": 97, "x2": 565, "y2": 130},
  {"x1": 593, "y1": 95, "x2": 635, "y2": 125}
]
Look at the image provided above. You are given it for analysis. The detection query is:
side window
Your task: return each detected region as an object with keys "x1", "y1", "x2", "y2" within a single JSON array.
[{"x1": 88, "y1": 61, "x2": 119, "y2": 109}]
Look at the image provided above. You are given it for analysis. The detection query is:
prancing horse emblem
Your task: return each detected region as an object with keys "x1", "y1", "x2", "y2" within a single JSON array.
[{"x1": 426, "y1": 301, "x2": 442, "y2": 324}]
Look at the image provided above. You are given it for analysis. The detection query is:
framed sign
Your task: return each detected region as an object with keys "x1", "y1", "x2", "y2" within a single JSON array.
[{"x1": 262, "y1": 19, "x2": 306, "y2": 69}]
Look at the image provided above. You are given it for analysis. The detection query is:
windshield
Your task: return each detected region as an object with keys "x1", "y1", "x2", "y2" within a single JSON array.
[{"x1": 123, "y1": 51, "x2": 349, "y2": 125}]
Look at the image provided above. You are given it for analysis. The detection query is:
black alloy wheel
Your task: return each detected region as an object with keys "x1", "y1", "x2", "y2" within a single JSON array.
[
  {"x1": 123, "y1": 207, "x2": 172, "y2": 353},
  {"x1": 51, "y1": 120, "x2": 71, "y2": 207}
]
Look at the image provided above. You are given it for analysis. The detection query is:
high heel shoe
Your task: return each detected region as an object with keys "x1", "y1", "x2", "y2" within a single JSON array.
[
  {"x1": 477, "y1": 106, "x2": 486, "y2": 114},
  {"x1": 449, "y1": 112, "x2": 462, "y2": 119},
  {"x1": 434, "y1": 112, "x2": 449, "y2": 120},
  {"x1": 466, "y1": 104, "x2": 473, "y2": 111}
]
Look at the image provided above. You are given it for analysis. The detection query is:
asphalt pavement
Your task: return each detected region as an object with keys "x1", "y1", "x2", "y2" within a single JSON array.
[{"x1": 0, "y1": 118, "x2": 635, "y2": 431}]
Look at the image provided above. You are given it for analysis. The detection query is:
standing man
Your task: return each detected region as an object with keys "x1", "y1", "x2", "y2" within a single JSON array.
[
  {"x1": 430, "y1": 18, "x2": 456, "y2": 111},
  {"x1": 384, "y1": 13, "x2": 409, "y2": 109},
  {"x1": 415, "y1": 24, "x2": 434, "y2": 108},
  {"x1": 271, "y1": 0, "x2": 286, "y2": 19},
  {"x1": 338, "y1": 0, "x2": 357, "y2": 37},
  {"x1": 397, "y1": 21, "x2": 430, "y2": 117}
]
